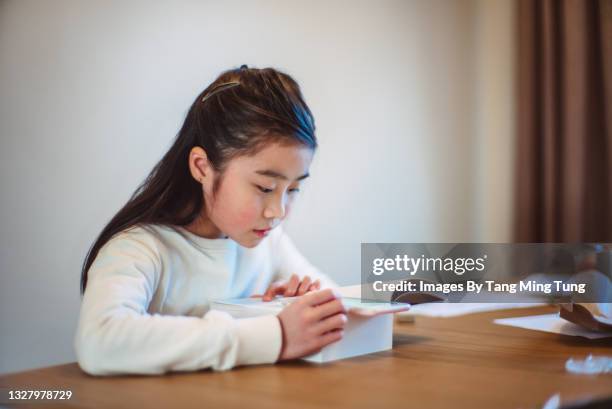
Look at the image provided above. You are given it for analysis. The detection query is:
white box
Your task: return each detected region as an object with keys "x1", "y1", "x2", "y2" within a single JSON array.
[{"x1": 210, "y1": 297, "x2": 408, "y2": 363}]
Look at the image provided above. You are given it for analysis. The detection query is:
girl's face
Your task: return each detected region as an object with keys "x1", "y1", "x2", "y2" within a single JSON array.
[{"x1": 188, "y1": 142, "x2": 314, "y2": 248}]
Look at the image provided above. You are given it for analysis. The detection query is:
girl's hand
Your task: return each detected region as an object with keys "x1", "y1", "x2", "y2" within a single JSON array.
[
  {"x1": 261, "y1": 274, "x2": 321, "y2": 301},
  {"x1": 276, "y1": 288, "x2": 347, "y2": 361}
]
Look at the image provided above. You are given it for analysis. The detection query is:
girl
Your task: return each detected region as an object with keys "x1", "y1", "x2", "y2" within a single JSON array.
[{"x1": 75, "y1": 65, "x2": 347, "y2": 375}]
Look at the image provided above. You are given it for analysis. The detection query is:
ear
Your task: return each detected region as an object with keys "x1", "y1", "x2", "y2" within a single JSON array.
[{"x1": 188, "y1": 146, "x2": 215, "y2": 190}]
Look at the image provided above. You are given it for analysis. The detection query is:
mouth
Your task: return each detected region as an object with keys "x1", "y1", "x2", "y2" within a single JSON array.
[{"x1": 253, "y1": 228, "x2": 272, "y2": 238}]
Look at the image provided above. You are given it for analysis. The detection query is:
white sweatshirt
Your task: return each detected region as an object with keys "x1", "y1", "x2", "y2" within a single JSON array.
[{"x1": 74, "y1": 223, "x2": 337, "y2": 376}]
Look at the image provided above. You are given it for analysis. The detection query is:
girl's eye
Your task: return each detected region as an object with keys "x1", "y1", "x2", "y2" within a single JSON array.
[
  {"x1": 256, "y1": 185, "x2": 274, "y2": 193},
  {"x1": 255, "y1": 184, "x2": 300, "y2": 194}
]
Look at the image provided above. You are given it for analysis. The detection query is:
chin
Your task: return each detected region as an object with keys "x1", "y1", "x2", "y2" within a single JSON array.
[{"x1": 236, "y1": 236, "x2": 263, "y2": 248}]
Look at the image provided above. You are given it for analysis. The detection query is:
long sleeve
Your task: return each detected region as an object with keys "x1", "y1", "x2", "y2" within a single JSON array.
[
  {"x1": 74, "y1": 232, "x2": 282, "y2": 376},
  {"x1": 273, "y1": 228, "x2": 339, "y2": 289}
]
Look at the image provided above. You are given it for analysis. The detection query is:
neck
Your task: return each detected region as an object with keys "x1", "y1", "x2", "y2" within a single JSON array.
[{"x1": 183, "y1": 213, "x2": 228, "y2": 239}]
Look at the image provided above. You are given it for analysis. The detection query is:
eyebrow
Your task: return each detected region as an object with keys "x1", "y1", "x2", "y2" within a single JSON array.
[{"x1": 255, "y1": 170, "x2": 310, "y2": 181}]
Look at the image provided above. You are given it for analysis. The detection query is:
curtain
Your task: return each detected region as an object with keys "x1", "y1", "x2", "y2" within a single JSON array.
[{"x1": 515, "y1": 0, "x2": 612, "y2": 242}]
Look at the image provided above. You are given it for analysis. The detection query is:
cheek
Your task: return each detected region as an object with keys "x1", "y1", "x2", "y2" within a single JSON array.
[
  {"x1": 285, "y1": 194, "x2": 298, "y2": 213},
  {"x1": 234, "y1": 205, "x2": 259, "y2": 227},
  {"x1": 284, "y1": 201, "x2": 293, "y2": 217},
  {"x1": 215, "y1": 189, "x2": 262, "y2": 229}
]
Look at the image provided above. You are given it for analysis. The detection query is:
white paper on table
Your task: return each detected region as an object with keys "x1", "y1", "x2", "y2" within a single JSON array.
[
  {"x1": 395, "y1": 302, "x2": 546, "y2": 318},
  {"x1": 494, "y1": 313, "x2": 612, "y2": 339},
  {"x1": 338, "y1": 285, "x2": 548, "y2": 318},
  {"x1": 211, "y1": 294, "x2": 409, "y2": 318}
]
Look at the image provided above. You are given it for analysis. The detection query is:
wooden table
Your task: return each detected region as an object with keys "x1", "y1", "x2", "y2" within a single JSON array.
[{"x1": 1, "y1": 306, "x2": 611, "y2": 409}]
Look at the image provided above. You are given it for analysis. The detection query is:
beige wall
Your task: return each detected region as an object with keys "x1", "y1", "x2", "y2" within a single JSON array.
[
  {"x1": 0, "y1": 0, "x2": 515, "y2": 374},
  {"x1": 472, "y1": 0, "x2": 516, "y2": 241}
]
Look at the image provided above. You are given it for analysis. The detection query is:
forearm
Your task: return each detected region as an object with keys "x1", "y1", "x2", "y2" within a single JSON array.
[{"x1": 75, "y1": 306, "x2": 282, "y2": 375}]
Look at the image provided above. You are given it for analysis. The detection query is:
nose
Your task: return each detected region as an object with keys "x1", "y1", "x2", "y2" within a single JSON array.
[{"x1": 263, "y1": 192, "x2": 287, "y2": 220}]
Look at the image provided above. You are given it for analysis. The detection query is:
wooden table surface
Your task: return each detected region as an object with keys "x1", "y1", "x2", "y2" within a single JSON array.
[{"x1": 1, "y1": 306, "x2": 611, "y2": 409}]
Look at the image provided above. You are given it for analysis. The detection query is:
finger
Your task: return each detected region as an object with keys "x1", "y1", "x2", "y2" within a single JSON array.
[
  {"x1": 250, "y1": 294, "x2": 263, "y2": 298},
  {"x1": 308, "y1": 279, "x2": 321, "y2": 291},
  {"x1": 262, "y1": 284, "x2": 279, "y2": 301},
  {"x1": 315, "y1": 312, "x2": 347, "y2": 334},
  {"x1": 317, "y1": 328, "x2": 344, "y2": 349},
  {"x1": 296, "y1": 276, "x2": 312, "y2": 296},
  {"x1": 313, "y1": 298, "x2": 346, "y2": 320},
  {"x1": 284, "y1": 274, "x2": 300, "y2": 297},
  {"x1": 302, "y1": 288, "x2": 339, "y2": 307},
  {"x1": 263, "y1": 282, "x2": 287, "y2": 301}
]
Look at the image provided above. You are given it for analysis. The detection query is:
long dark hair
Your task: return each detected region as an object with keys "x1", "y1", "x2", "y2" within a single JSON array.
[{"x1": 80, "y1": 65, "x2": 317, "y2": 294}]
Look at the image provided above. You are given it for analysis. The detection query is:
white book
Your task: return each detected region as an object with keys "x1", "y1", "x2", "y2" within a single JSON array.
[{"x1": 210, "y1": 296, "x2": 409, "y2": 363}]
